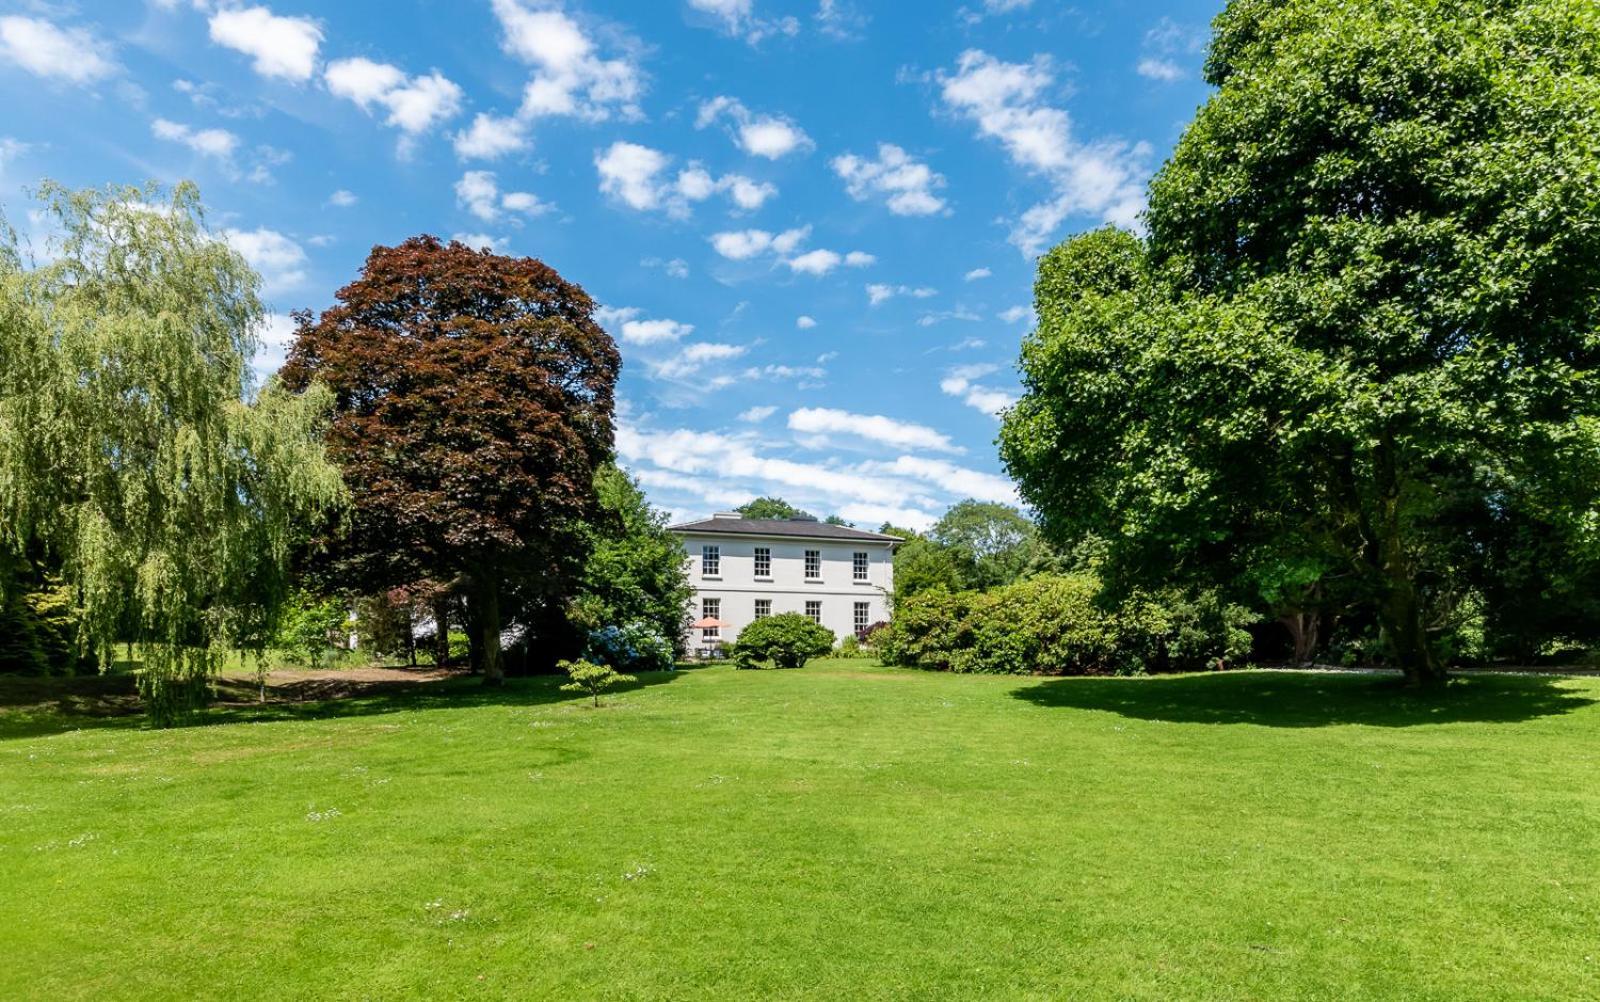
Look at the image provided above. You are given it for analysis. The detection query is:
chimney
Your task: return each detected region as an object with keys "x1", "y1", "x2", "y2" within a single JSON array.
[{"x1": 712, "y1": 511, "x2": 741, "y2": 520}]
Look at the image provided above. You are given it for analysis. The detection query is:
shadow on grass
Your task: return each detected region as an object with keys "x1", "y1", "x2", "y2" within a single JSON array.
[
  {"x1": 0, "y1": 669, "x2": 687, "y2": 741},
  {"x1": 1011, "y1": 670, "x2": 1598, "y2": 728}
]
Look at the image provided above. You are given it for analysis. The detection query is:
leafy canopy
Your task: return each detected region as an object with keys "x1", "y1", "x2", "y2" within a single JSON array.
[
  {"x1": 732, "y1": 613, "x2": 834, "y2": 670},
  {"x1": 281, "y1": 236, "x2": 620, "y2": 683},
  {"x1": 1001, "y1": 0, "x2": 1600, "y2": 682},
  {"x1": 0, "y1": 182, "x2": 344, "y2": 722}
]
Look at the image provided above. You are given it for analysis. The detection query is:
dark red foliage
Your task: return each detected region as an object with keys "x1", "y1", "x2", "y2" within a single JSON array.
[{"x1": 280, "y1": 236, "x2": 620, "y2": 680}]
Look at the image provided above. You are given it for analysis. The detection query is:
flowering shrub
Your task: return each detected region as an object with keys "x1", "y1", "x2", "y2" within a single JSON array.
[{"x1": 584, "y1": 621, "x2": 675, "y2": 674}]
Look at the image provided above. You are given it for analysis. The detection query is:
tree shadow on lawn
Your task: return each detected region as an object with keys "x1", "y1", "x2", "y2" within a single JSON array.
[
  {"x1": 1011, "y1": 670, "x2": 1598, "y2": 728},
  {"x1": 0, "y1": 669, "x2": 687, "y2": 741}
]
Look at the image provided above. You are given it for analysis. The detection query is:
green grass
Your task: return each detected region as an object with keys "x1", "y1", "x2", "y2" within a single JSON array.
[{"x1": 3, "y1": 662, "x2": 1598, "y2": 1000}]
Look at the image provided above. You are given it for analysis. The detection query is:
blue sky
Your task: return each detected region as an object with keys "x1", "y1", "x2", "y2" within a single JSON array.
[{"x1": 0, "y1": 0, "x2": 1217, "y2": 529}]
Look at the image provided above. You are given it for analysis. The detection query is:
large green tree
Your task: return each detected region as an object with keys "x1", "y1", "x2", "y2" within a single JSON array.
[
  {"x1": 571, "y1": 464, "x2": 693, "y2": 654},
  {"x1": 928, "y1": 499, "x2": 1053, "y2": 591},
  {"x1": 0, "y1": 182, "x2": 344, "y2": 721},
  {"x1": 281, "y1": 236, "x2": 620, "y2": 684},
  {"x1": 1001, "y1": 0, "x2": 1600, "y2": 685}
]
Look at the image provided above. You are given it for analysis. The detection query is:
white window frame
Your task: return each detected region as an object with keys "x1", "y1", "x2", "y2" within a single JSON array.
[
  {"x1": 853, "y1": 551, "x2": 869, "y2": 581},
  {"x1": 854, "y1": 601, "x2": 870, "y2": 634},
  {"x1": 804, "y1": 549, "x2": 821, "y2": 580},
  {"x1": 754, "y1": 598, "x2": 771, "y2": 620},
  {"x1": 753, "y1": 546, "x2": 771, "y2": 578},
  {"x1": 805, "y1": 600, "x2": 822, "y2": 624},
  {"x1": 701, "y1": 597, "x2": 720, "y2": 639},
  {"x1": 702, "y1": 544, "x2": 720, "y2": 578}
]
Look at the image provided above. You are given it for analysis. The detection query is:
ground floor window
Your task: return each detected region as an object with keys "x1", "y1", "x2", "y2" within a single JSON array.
[
  {"x1": 754, "y1": 598, "x2": 771, "y2": 620},
  {"x1": 702, "y1": 597, "x2": 720, "y2": 639},
  {"x1": 854, "y1": 601, "x2": 870, "y2": 636},
  {"x1": 805, "y1": 600, "x2": 822, "y2": 624}
]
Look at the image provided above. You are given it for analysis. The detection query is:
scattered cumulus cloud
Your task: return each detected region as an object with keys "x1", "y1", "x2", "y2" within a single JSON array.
[
  {"x1": 325, "y1": 57, "x2": 463, "y2": 152},
  {"x1": 710, "y1": 226, "x2": 872, "y2": 276},
  {"x1": 866, "y1": 283, "x2": 937, "y2": 306},
  {"x1": 940, "y1": 363, "x2": 1017, "y2": 417},
  {"x1": 796, "y1": 315, "x2": 817, "y2": 329},
  {"x1": 327, "y1": 189, "x2": 358, "y2": 207},
  {"x1": 455, "y1": 170, "x2": 553, "y2": 222},
  {"x1": 832, "y1": 143, "x2": 948, "y2": 216},
  {"x1": 964, "y1": 267, "x2": 991, "y2": 281},
  {"x1": 999, "y1": 304, "x2": 1034, "y2": 323},
  {"x1": 686, "y1": 0, "x2": 800, "y2": 46},
  {"x1": 0, "y1": 16, "x2": 117, "y2": 85},
  {"x1": 453, "y1": 113, "x2": 530, "y2": 160},
  {"x1": 789, "y1": 407, "x2": 960, "y2": 454},
  {"x1": 595, "y1": 141, "x2": 777, "y2": 216},
  {"x1": 1137, "y1": 18, "x2": 1205, "y2": 83},
  {"x1": 152, "y1": 118, "x2": 239, "y2": 160},
  {"x1": 207, "y1": 5, "x2": 322, "y2": 82},
  {"x1": 739, "y1": 405, "x2": 778, "y2": 422},
  {"x1": 651, "y1": 341, "x2": 748, "y2": 379},
  {"x1": 939, "y1": 50, "x2": 1150, "y2": 254},
  {"x1": 224, "y1": 227, "x2": 309, "y2": 296},
  {"x1": 697, "y1": 96, "x2": 814, "y2": 159}
]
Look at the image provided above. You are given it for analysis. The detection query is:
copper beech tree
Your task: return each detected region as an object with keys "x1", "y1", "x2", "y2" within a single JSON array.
[{"x1": 281, "y1": 236, "x2": 620, "y2": 684}]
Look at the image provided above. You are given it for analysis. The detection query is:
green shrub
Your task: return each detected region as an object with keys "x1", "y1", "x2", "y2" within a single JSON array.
[
  {"x1": 558, "y1": 658, "x2": 636, "y2": 706},
  {"x1": 881, "y1": 574, "x2": 1253, "y2": 675},
  {"x1": 273, "y1": 591, "x2": 348, "y2": 669},
  {"x1": 830, "y1": 634, "x2": 863, "y2": 658},
  {"x1": 730, "y1": 613, "x2": 834, "y2": 670}
]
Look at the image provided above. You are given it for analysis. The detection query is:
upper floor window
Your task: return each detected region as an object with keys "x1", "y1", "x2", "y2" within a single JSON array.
[
  {"x1": 702, "y1": 544, "x2": 720, "y2": 577},
  {"x1": 853, "y1": 551, "x2": 869, "y2": 581},
  {"x1": 754, "y1": 546, "x2": 771, "y2": 577},
  {"x1": 805, "y1": 600, "x2": 822, "y2": 624},
  {"x1": 754, "y1": 598, "x2": 771, "y2": 620},
  {"x1": 804, "y1": 549, "x2": 821, "y2": 579}
]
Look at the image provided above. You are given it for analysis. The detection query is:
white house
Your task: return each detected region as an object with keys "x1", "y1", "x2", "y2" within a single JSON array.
[{"x1": 668, "y1": 513, "x2": 901, "y2": 653}]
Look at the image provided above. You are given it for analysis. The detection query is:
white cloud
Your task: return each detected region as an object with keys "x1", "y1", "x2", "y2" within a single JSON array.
[
  {"x1": 0, "y1": 16, "x2": 117, "y2": 85},
  {"x1": 868, "y1": 455, "x2": 1018, "y2": 503},
  {"x1": 0, "y1": 137, "x2": 29, "y2": 178},
  {"x1": 251, "y1": 311, "x2": 299, "y2": 377},
  {"x1": 815, "y1": 0, "x2": 869, "y2": 39},
  {"x1": 325, "y1": 58, "x2": 463, "y2": 148},
  {"x1": 1136, "y1": 58, "x2": 1183, "y2": 82},
  {"x1": 940, "y1": 363, "x2": 1017, "y2": 417},
  {"x1": 451, "y1": 232, "x2": 507, "y2": 251},
  {"x1": 939, "y1": 50, "x2": 1149, "y2": 254},
  {"x1": 686, "y1": 0, "x2": 800, "y2": 45},
  {"x1": 739, "y1": 405, "x2": 778, "y2": 422},
  {"x1": 490, "y1": 0, "x2": 644, "y2": 126},
  {"x1": 650, "y1": 341, "x2": 747, "y2": 379},
  {"x1": 711, "y1": 225, "x2": 869, "y2": 275},
  {"x1": 999, "y1": 304, "x2": 1033, "y2": 323},
  {"x1": 789, "y1": 407, "x2": 960, "y2": 454},
  {"x1": 642, "y1": 256, "x2": 690, "y2": 278},
  {"x1": 1137, "y1": 18, "x2": 1204, "y2": 83},
  {"x1": 620, "y1": 317, "x2": 694, "y2": 345},
  {"x1": 327, "y1": 189, "x2": 358, "y2": 207},
  {"x1": 796, "y1": 315, "x2": 817, "y2": 329},
  {"x1": 866, "y1": 283, "x2": 937, "y2": 306},
  {"x1": 152, "y1": 118, "x2": 239, "y2": 160},
  {"x1": 224, "y1": 227, "x2": 308, "y2": 295},
  {"x1": 616, "y1": 422, "x2": 1007, "y2": 529},
  {"x1": 709, "y1": 225, "x2": 809, "y2": 260},
  {"x1": 208, "y1": 6, "x2": 322, "y2": 82},
  {"x1": 595, "y1": 141, "x2": 775, "y2": 216},
  {"x1": 832, "y1": 143, "x2": 948, "y2": 216},
  {"x1": 917, "y1": 308, "x2": 982, "y2": 327},
  {"x1": 965, "y1": 267, "x2": 991, "y2": 281},
  {"x1": 454, "y1": 170, "x2": 552, "y2": 223},
  {"x1": 697, "y1": 96, "x2": 814, "y2": 159},
  {"x1": 453, "y1": 113, "x2": 530, "y2": 160}
]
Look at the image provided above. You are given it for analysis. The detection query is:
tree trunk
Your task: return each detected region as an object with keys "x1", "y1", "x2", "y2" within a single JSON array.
[
  {"x1": 1377, "y1": 571, "x2": 1446, "y2": 687},
  {"x1": 431, "y1": 594, "x2": 451, "y2": 666},
  {"x1": 1278, "y1": 610, "x2": 1321, "y2": 665},
  {"x1": 471, "y1": 576, "x2": 504, "y2": 686}
]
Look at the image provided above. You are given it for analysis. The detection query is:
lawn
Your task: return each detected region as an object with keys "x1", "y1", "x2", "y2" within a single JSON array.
[{"x1": 3, "y1": 662, "x2": 1598, "y2": 1000}]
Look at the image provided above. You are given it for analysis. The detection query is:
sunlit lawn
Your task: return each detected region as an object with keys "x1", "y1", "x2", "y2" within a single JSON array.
[{"x1": 3, "y1": 661, "x2": 1598, "y2": 1000}]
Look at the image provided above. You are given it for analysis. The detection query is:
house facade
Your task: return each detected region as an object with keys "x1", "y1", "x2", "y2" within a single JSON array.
[{"x1": 668, "y1": 513, "x2": 901, "y2": 653}]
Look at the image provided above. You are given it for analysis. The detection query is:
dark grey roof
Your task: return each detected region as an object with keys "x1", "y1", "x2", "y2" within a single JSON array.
[{"x1": 668, "y1": 517, "x2": 903, "y2": 543}]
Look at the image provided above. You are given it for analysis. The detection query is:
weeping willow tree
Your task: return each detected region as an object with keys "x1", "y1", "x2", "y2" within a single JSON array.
[{"x1": 0, "y1": 181, "x2": 345, "y2": 724}]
